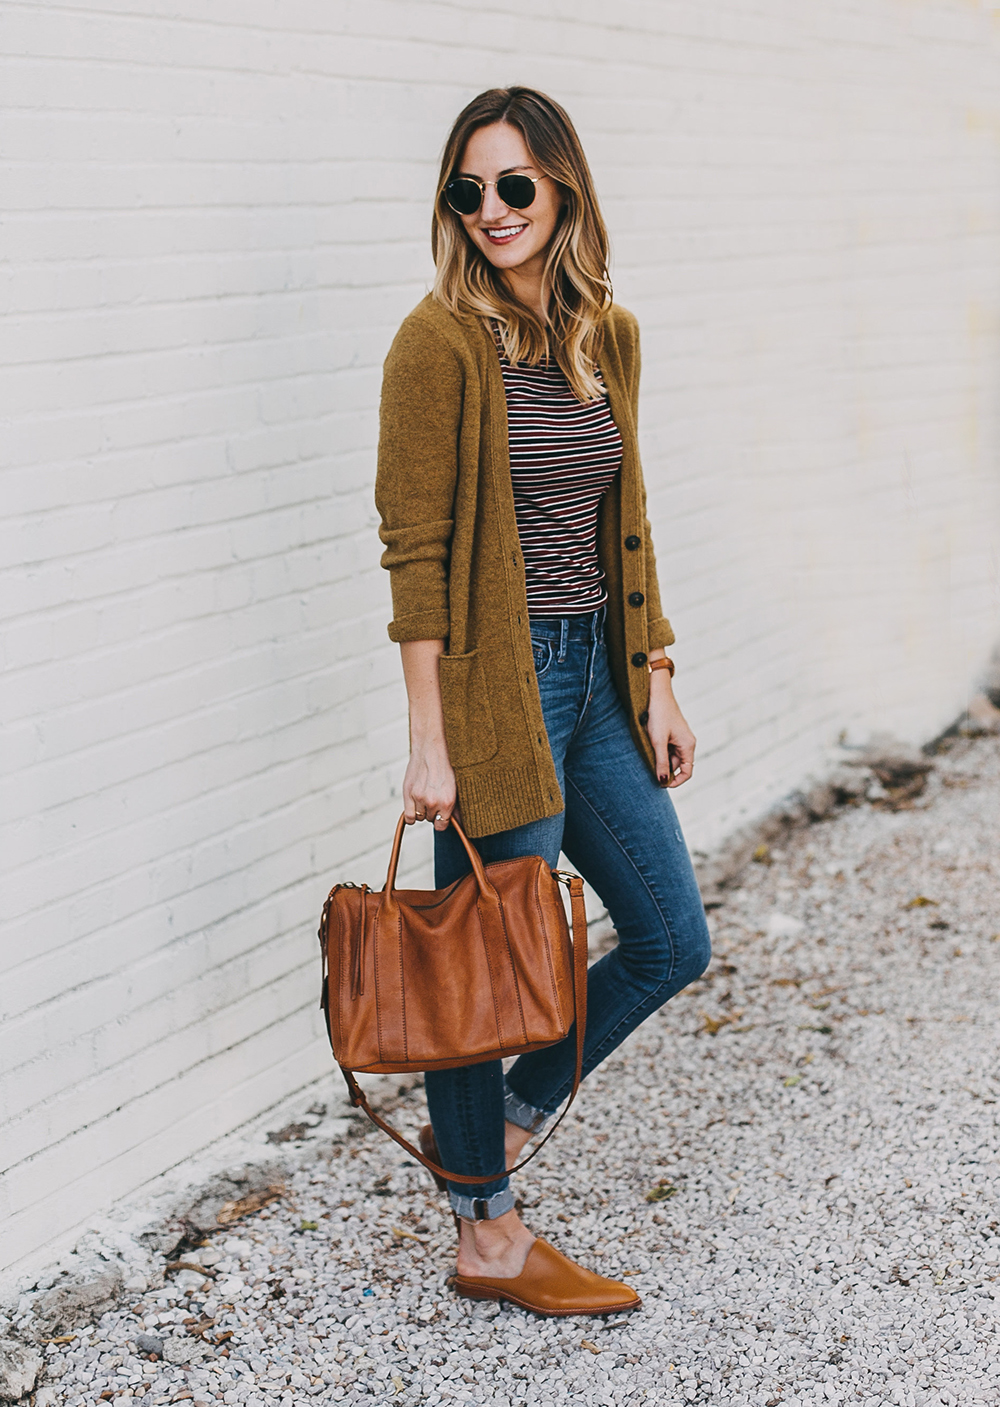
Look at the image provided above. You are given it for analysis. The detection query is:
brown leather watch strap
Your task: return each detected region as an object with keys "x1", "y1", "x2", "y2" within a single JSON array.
[
  {"x1": 339, "y1": 872, "x2": 589, "y2": 1186},
  {"x1": 649, "y1": 655, "x2": 675, "y2": 676}
]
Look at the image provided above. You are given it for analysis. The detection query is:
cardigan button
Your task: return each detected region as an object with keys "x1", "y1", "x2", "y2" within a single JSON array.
[
  {"x1": 628, "y1": 591, "x2": 645, "y2": 607},
  {"x1": 638, "y1": 709, "x2": 649, "y2": 726},
  {"x1": 631, "y1": 652, "x2": 647, "y2": 668},
  {"x1": 624, "y1": 534, "x2": 641, "y2": 551}
]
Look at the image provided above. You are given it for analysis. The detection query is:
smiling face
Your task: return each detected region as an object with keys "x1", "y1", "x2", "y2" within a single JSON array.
[{"x1": 455, "y1": 122, "x2": 564, "y2": 292}]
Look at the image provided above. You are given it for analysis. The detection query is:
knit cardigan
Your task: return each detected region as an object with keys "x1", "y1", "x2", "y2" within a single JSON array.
[{"x1": 375, "y1": 295, "x2": 674, "y2": 839}]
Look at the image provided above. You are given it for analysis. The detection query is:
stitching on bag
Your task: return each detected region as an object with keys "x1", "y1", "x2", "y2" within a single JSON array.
[
  {"x1": 478, "y1": 859, "x2": 566, "y2": 1038},
  {"x1": 495, "y1": 892, "x2": 528, "y2": 1046},
  {"x1": 335, "y1": 900, "x2": 347, "y2": 1057},
  {"x1": 469, "y1": 855, "x2": 562, "y2": 1046},
  {"x1": 372, "y1": 899, "x2": 405, "y2": 1067},
  {"x1": 373, "y1": 898, "x2": 385, "y2": 1066},
  {"x1": 474, "y1": 901, "x2": 504, "y2": 1050},
  {"x1": 532, "y1": 865, "x2": 565, "y2": 1033},
  {"x1": 475, "y1": 862, "x2": 530, "y2": 1044},
  {"x1": 395, "y1": 902, "x2": 406, "y2": 1063}
]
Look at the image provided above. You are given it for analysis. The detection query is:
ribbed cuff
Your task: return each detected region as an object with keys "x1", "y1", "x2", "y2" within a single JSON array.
[
  {"x1": 647, "y1": 615, "x2": 675, "y2": 650},
  {"x1": 386, "y1": 609, "x2": 450, "y2": 643},
  {"x1": 504, "y1": 1084, "x2": 551, "y2": 1135},
  {"x1": 456, "y1": 762, "x2": 562, "y2": 840},
  {"x1": 449, "y1": 1186, "x2": 517, "y2": 1221}
]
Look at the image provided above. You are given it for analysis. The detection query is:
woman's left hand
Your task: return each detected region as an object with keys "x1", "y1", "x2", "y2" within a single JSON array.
[{"x1": 645, "y1": 668, "x2": 696, "y2": 788}]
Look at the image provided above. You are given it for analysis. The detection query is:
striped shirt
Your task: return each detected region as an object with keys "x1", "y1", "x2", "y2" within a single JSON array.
[{"x1": 495, "y1": 327, "x2": 623, "y2": 617}]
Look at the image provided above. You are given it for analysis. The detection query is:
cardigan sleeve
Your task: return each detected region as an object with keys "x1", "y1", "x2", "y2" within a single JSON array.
[
  {"x1": 616, "y1": 308, "x2": 675, "y2": 650},
  {"x1": 375, "y1": 314, "x2": 463, "y2": 642}
]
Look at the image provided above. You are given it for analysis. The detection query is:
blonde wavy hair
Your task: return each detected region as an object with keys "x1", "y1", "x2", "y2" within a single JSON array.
[{"x1": 431, "y1": 87, "x2": 613, "y2": 402}]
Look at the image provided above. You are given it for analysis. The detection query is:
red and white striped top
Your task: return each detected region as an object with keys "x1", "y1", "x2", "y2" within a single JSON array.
[{"x1": 495, "y1": 328, "x2": 623, "y2": 617}]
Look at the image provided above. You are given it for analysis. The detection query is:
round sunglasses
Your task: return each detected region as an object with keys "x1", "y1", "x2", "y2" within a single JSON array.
[{"x1": 444, "y1": 172, "x2": 547, "y2": 217}]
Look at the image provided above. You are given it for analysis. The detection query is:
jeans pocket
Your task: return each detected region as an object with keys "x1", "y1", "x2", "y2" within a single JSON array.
[{"x1": 531, "y1": 639, "x2": 554, "y2": 678}]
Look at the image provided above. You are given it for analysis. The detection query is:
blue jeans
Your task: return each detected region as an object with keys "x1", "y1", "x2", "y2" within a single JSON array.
[{"x1": 425, "y1": 609, "x2": 712, "y2": 1219}]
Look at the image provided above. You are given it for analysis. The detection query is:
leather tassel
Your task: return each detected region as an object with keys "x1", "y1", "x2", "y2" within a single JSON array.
[{"x1": 351, "y1": 885, "x2": 369, "y2": 1000}]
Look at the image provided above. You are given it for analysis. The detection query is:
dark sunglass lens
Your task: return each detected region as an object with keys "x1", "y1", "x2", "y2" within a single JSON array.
[
  {"x1": 496, "y1": 174, "x2": 537, "y2": 209},
  {"x1": 445, "y1": 179, "x2": 482, "y2": 215}
]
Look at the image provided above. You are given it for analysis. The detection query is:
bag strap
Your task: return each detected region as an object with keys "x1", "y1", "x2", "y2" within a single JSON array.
[{"x1": 337, "y1": 871, "x2": 589, "y2": 1186}]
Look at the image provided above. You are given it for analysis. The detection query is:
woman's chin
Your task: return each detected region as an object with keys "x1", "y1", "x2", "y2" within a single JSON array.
[
  {"x1": 477, "y1": 236, "x2": 539, "y2": 271},
  {"x1": 480, "y1": 251, "x2": 520, "y2": 272}
]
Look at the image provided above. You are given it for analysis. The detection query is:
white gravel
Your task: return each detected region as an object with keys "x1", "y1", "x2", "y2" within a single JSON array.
[{"x1": 41, "y1": 734, "x2": 1000, "y2": 1406}]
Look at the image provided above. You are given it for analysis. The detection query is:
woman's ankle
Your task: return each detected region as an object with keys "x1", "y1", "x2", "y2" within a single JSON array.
[
  {"x1": 504, "y1": 1118, "x2": 533, "y2": 1168},
  {"x1": 456, "y1": 1208, "x2": 534, "y2": 1278}
]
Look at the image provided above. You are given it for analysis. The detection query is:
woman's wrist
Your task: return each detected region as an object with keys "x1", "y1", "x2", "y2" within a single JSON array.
[
  {"x1": 409, "y1": 723, "x2": 450, "y2": 753},
  {"x1": 648, "y1": 666, "x2": 675, "y2": 699},
  {"x1": 647, "y1": 648, "x2": 676, "y2": 700}
]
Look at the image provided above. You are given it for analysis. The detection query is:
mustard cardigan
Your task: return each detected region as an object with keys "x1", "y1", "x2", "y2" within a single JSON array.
[{"x1": 375, "y1": 295, "x2": 673, "y2": 838}]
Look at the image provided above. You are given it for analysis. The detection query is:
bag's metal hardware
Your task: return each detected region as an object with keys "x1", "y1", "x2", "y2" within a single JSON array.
[{"x1": 552, "y1": 869, "x2": 583, "y2": 888}]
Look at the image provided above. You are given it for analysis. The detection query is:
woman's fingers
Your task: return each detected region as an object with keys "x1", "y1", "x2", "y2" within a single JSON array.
[
  {"x1": 402, "y1": 779, "x2": 431, "y2": 825},
  {"x1": 652, "y1": 732, "x2": 673, "y2": 785},
  {"x1": 666, "y1": 753, "x2": 693, "y2": 787},
  {"x1": 409, "y1": 797, "x2": 454, "y2": 828},
  {"x1": 653, "y1": 730, "x2": 695, "y2": 788},
  {"x1": 645, "y1": 687, "x2": 696, "y2": 790},
  {"x1": 402, "y1": 762, "x2": 457, "y2": 826},
  {"x1": 663, "y1": 732, "x2": 695, "y2": 788},
  {"x1": 404, "y1": 789, "x2": 449, "y2": 825}
]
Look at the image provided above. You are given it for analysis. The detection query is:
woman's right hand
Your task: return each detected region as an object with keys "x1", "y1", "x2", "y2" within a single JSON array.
[{"x1": 402, "y1": 740, "x2": 456, "y2": 830}]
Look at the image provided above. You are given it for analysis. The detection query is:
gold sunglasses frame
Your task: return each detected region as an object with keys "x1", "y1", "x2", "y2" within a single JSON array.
[{"x1": 444, "y1": 173, "x2": 548, "y2": 216}]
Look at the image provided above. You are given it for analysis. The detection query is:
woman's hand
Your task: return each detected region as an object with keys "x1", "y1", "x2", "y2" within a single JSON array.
[
  {"x1": 646, "y1": 665, "x2": 696, "y2": 788},
  {"x1": 398, "y1": 639, "x2": 457, "y2": 830},
  {"x1": 402, "y1": 739, "x2": 457, "y2": 830}
]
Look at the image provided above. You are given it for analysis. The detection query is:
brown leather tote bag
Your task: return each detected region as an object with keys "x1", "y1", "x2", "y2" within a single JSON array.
[{"x1": 318, "y1": 814, "x2": 588, "y2": 1185}]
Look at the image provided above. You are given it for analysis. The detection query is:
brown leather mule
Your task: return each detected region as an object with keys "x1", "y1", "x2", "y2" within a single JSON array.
[
  {"x1": 419, "y1": 1125, "x2": 641, "y2": 1317},
  {"x1": 454, "y1": 1238, "x2": 641, "y2": 1318}
]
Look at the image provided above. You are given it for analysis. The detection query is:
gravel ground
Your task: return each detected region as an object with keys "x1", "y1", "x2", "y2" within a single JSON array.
[{"x1": 42, "y1": 735, "x2": 1000, "y2": 1407}]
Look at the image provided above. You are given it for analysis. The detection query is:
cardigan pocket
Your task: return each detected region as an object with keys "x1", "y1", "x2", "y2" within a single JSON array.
[{"x1": 438, "y1": 650, "x2": 499, "y2": 767}]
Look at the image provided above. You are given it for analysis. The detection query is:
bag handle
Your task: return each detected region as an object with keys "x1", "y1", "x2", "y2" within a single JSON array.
[
  {"x1": 338, "y1": 866, "x2": 589, "y2": 1186},
  {"x1": 382, "y1": 811, "x2": 493, "y2": 902}
]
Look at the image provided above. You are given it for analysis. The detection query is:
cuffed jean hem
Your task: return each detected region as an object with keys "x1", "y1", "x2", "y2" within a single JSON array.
[
  {"x1": 449, "y1": 1186, "x2": 517, "y2": 1221},
  {"x1": 503, "y1": 1083, "x2": 551, "y2": 1135}
]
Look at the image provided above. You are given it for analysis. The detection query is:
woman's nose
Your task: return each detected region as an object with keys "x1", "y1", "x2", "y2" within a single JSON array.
[{"x1": 480, "y1": 184, "x2": 509, "y2": 222}]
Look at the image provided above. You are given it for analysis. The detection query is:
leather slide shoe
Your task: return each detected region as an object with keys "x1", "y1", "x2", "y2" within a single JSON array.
[
  {"x1": 418, "y1": 1123, "x2": 447, "y2": 1193},
  {"x1": 453, "y1": 1237, "x2": 641, "y2": 1317}
]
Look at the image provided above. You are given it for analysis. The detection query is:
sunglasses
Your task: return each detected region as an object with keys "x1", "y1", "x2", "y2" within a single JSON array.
[{"x1": 444, "y1": 172, "x2": 547, "y2": 216}]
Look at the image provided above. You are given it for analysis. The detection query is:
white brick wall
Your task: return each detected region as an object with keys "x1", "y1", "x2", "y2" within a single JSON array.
[{"x1": 3, "y1": 0, "x2": 999, "y2": 1276}]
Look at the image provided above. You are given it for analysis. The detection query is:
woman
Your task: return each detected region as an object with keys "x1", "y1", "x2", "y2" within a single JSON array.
[{"x1": 375, "y1": 87, "x2": 710, "y2": 1317}]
